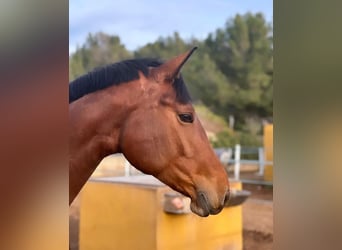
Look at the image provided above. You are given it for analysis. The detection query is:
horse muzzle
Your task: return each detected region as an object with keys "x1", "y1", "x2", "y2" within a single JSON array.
[{"x1": 190, "y1": 190, "x2": 230, "y2": 217}]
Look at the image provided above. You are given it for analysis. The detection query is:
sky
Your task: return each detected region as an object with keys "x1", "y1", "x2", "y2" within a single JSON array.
[{"x1": 69, "y1": 0, "x2": 273, "y2": 54}]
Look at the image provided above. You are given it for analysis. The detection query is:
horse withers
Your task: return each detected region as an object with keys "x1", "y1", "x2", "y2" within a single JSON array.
[{"x1": 69, "y1": 47, "x2": 230, "y2": 217}]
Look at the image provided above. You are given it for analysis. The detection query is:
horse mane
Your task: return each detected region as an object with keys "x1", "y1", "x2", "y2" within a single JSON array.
[{"x1": 69, "y1": 58, "x2": 191, "y2": 104}]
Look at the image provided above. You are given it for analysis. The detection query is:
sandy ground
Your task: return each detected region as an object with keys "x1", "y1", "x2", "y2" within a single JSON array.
[
  {"x1": 242, "y1": 183, "x2": 273, "y2": 250},
  {"x1": 243, "y1": 229, "x2": 273, "y2": 250}
]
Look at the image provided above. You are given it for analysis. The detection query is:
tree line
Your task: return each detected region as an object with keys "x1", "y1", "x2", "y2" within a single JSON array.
[{"x1": 69, "y1": 13, "x2": 273, "y2": 146}]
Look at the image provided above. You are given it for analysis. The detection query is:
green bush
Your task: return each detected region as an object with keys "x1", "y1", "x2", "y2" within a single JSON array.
[
  {"x1": 210, "y1": 130, "x2": 237, "y2": 148},
  {"x1": 237, "y1": 131, "x2": 262, "y2": 147},
  {"x1": 210, "y1": 130, "x2": 262, "y2": 148}
]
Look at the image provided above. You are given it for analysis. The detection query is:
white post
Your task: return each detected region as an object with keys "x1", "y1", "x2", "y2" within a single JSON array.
[
  {"x1": 258, "y1": 147, "x2": 265, "y2": 176},
  {"x1": 234, "y1": 144, "x2": 241, "y2": 180},
  {"x1": 124, "y1": 158, "x2": 130, "y2": 177}
]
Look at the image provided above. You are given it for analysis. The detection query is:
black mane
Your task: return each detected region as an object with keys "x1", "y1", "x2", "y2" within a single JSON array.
[{"x1": 69, "y1": 58, "x2": 191, "y2": 104}]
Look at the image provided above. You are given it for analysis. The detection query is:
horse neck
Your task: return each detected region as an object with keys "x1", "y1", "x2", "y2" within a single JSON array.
[{"x1": 69, "y1": 80, "x2": 143, "y2": 203}]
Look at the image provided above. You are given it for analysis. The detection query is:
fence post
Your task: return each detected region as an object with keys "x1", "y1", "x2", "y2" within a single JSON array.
[
  {"x1": 258, "y1": 147, "x2": 265, "y2": 176},
  {"x1": 234, "y1": 144, "x2": 241, "y2": 180}
]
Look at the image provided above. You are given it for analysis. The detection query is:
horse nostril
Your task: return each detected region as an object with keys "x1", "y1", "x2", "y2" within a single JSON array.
[{"x1": 224, "y1": 190, "x2": 230, "y2": 205}]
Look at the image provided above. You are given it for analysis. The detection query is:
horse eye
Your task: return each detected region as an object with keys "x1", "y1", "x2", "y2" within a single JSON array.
[{"x1": 178, "y1": 113, "x2": 194, "y2": 123}]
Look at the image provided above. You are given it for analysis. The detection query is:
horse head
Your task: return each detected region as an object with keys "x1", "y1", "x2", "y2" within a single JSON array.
[{"x1": 120, "y1": 48, "x2": 230, "y2": 216}]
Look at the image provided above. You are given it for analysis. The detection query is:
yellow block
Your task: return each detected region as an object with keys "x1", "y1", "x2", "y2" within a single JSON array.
[
  {"x1": 263, "y1": 124, "x2": 273, "y2": 182},
  {"x1": 79, "y1": 176, "x2": 243, "y2": 250}
]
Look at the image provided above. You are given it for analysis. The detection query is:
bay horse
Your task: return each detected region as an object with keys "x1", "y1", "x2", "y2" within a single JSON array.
[{"x1": 69, "y1": 48, "x2": 230, "y2": 217}]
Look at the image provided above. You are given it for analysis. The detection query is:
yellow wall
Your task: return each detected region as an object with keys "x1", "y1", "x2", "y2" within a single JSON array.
[
  {"x1": 79, "y1": 178, "x2": 243, "y2": 250},
  {"x1": 263, "y1": 124, "x2": 273, "y2": 182},
  {"x1": 156, "y1": 182, "x2": 242, "y2": 250},
  {"x1": 79, "y1": 182, "x2": 158, "y2": 250}
]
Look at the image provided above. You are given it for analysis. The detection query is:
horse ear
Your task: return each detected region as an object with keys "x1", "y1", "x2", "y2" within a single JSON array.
[{"x1": 151, "y1": 47, "x2": 197, "y2": 83}]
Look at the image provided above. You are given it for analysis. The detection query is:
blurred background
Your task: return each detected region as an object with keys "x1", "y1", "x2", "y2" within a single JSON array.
[{"x1": 69, "y1": 1, "x2": 273, "y2": 250}]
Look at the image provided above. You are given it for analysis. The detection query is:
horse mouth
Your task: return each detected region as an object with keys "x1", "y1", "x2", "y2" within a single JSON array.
[{"x1": 190, "y1": 192, "x2": 224, "y2": 217}]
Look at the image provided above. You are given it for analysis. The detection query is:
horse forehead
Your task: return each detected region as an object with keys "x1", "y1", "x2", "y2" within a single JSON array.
[
  {"x1": 137, "y1": 72, "x2": 182, "y2": 106},
  {"x1": 143, "y1": 83, "x2": 175, "y2": 102}
]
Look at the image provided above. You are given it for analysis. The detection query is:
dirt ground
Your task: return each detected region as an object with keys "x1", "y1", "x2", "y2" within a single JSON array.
[
  {"x1": 242, "y1": 183, "x2": 273, "y2": 250},
  {"x1": 243, "y1": 229, "x2": 273, "y2": 250}
]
